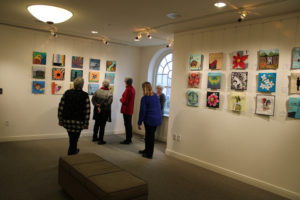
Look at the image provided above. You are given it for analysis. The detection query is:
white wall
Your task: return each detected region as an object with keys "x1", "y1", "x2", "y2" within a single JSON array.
[
  {"x1": 0, "y1": 24, "x2": 141, "y2": 141},
  {"x1": 167, "y1": 13, "x2": 300, "y2": 199}
]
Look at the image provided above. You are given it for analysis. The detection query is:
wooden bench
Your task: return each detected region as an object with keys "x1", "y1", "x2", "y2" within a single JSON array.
[{"x1": 59, "y1": 153, "x2": 148, "y2": 200}]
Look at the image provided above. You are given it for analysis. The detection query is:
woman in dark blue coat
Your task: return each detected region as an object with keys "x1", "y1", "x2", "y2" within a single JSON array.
[{"x1": 138, "y1": 82, "x2": 162, "y2": 159}]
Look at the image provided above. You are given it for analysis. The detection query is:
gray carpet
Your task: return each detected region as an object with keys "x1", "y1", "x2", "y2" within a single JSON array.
[{"x1": 0, "y1": 134, "x2": 289, "y2": 200}]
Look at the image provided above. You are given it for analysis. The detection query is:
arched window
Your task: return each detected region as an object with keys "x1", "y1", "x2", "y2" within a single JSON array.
[{"x1": 155, "y1": 53, "x2": 173, "y2": 115}]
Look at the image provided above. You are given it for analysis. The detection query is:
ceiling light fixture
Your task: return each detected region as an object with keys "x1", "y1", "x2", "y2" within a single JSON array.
[
  {"x1": 27, "y1": 5, "x2": 73, "y2": 24},
  {"x1": 166, "y1": 40, "x2": 174, "y2": 48},
  {"x1": 238, "y1": 10, "x2": 248, "y2": 22},
  {"x1": 167, "y1": 12, "x2": 181, "y2": 19},
  {"x1": 91, "y1": 31, "x2": 98, "y2": 34},
  {"x1": 134, "y1": 33, "x2": 142, "y2": 41},
  {"x1": 147, "y1": 33, "x2": 152, "y2": 39},
  {"x1": 103, "y1": 40, "x2": 109, "y2": 45},
  {"x1": 214, "y1": 2, "x2": 227, "y2": 8}
]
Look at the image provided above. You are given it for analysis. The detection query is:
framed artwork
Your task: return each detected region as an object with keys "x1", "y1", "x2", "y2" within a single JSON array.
[
  {"x1": 231, "y1": 72, "x2": 248, "y2": 90},
  {"x1": 232, "y1": 50, "x2": 248, "y2": 69},
  {"x1": 258, "y1": 73, "x2": 276, "y2": 93},
  {"x1": 288, "y1": 97, "x2": 300, "y2": 119},
  {"x1": 258, "y1": 49, "x2": 279, "y2": 69},
  {"x1": 88, "y1": 84, "x2": 99, "y2": 95},
  {"x1": 207, "y1": 72, "x2": 221, "y2": 89},
  {"x1": 53, "y1": 54, "x2": 65, "y2": 66},
  {"x1": 255, "y1": 95, "x2": 275, "y2": 116},
  {"x1": 106, "y1": 60, "x2": 116, "y2": 72},
  {"x1": 71, "y1": 70, "x2": 83, "y2": 81},
  {"x1": 209, "y1": 53, "x2": 223, "y2": 70},
  {"x1": 292, "y1": 47, "x2": 300, "y2": 69},
  {"x1": 89, "y1": 71, "x2": 100, "y2": 82},
  {"x1": 90, "y1": 59, "x2": 100, "y2": 70},
  {"x1": 52, "y1": 68, "x2": 65, "y2": 80},
  {"x1": 229, "y1": 92, "x2": 246, "y2": 112},
  {"x1": 33, "y1": 51, "x2": 46, "y2": 65},
  {"x1": 188, "y1": 72, "x2": 200, "y2": 88},
  {"x1": 109, "y1": 85, "x2": 114, "y2": 94},
  {"x1": 72, "y1": 56, "x2": 84, "y2": 68},
  {"x1": 290, "y1": 73, "x2": 300, "y2": 94},
  {"x1": 189, "y1": 54, "x2": 202, "y2": 71},
  {"x1": 51, "y1": 82, "x2": 64, "y2": 95},
  {"x1": 32, "y1": 66, "x2": 45, "y2": 79},
  {"x1": 105, "y1": 73, "x2": 115, "y2": 84},
  {"x1": 32, "y1": 81, "x2": 45, "y2": 94},
  {"x1": 206, "y1": 92, "x2": 219, "y2": 108},
  {"x1": 187, "y1": 90, "x2": 199, "y2": 107}
]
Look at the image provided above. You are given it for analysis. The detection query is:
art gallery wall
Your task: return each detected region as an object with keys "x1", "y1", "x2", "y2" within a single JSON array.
[
  {"x1": 167, "y1": 12, "x2": 300, "y2": 199},
  {"x1": 0, "y1": 24, "x2": 141, "y2": 141}
]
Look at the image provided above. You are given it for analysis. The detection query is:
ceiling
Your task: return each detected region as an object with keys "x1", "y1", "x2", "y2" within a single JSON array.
[{"x1": 0, "y1": 0, "x2": 299, "y2": 47}]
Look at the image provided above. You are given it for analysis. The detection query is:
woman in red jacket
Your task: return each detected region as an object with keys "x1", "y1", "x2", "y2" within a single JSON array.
[{"x1": 120, "y1": 78, "x2": 135, "y2": 144}]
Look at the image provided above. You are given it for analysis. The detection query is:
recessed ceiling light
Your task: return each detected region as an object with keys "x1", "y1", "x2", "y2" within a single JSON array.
[
  {"x1": 214, "y1": 2, "x2": 227, "y2": 8},
  {"x1": 27, "y1": 5, "x2": 73, "y2": 24},
  {"x1": 167, "y1": 12, "x2": 181, "y2": 19},
  {"x1": 91, "y1": 31, "x2": 98, "y2": 34}
]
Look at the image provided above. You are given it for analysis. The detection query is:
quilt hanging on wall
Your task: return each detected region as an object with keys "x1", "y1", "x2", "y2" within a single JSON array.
[
  {"x1": 209, "y1": 53, "x2": 223, "y2": 70},
  {"x1": 89, "y1": 71, "x2": 100, "y2": 82},
  {"x1": 105, "y1": 73, "x2": 115, "y2": 84},
  {"x1": 258, "y1": 73, "x2": 276, "y2": 93},
  {"x1": 206, "y1": 92, "x2": 219, "y2": 108},
  {"x1": 255, "y1": 95, "x2": 275, "y2": 116},
  {"x1": 33, "y1": 52, "x2": 46, "y2": 65},
  {"x1": 231, "y1": 72, "x2": 248, "y2": 90},
  {"x1": 72, "y1": 56, "x2": 84, "y2": 68},
  {"x1": 90, "y1": 59, "x2": 100, "y2": 70},
  {"x1": 232, "y1": 50, "x2": 248, "y2": 69},
  {"x1": 288, "y1": 97, "x2": 300, "y2": 119},
  {"x1": 51, "y1": 82, "x2": 64, "y2": 95},
  {"x1": 88, "y1": 84, "x2": 99, "y2": 95},
  {"x1": 189, "y1": 54, "x2": 202, "y2": 71},
  {"x1": 207, "y1": 72, "x2": 221, "y2": 89},
  {"x1": 71, "y1": 70, "x2": 83, "y2": 81},
  {"x1": 188, "y1": 72, "x2": 200, "y2": 88},
  {"x1": 258, "y1": 49, "x2": 279, "y2": 69},
  {"x1": 187, "y1": 90, "x2": 199, "y2": 107},
  {"x1": 292, "y1": 47, "x2": 300, "y2": 69},
  {"x1": 32, "y1": 66, "x2": 45, "y2": 79},
  {"x1": 32, "y1": 81, "x2": 45, "y2": 94},
  {"x1": 53, "y1": 54, "x2": 65, "y2": 66},
  {"x1": 106, "y1": 60, "x2": 116, "y2": 72},
  {"x1": 290, "y1": 73, "x2": 300, "y2": 94},
  {"x1": 229, "y1": 92, "x2": 246, "y2": 112},
  {"x1": 52, "y1": 68, "x2": 65, "y2": 80}
]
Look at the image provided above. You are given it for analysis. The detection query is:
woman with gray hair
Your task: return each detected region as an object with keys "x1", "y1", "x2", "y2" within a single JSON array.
[
  {"x1": 92, "y1": 79, "x2": 113, "y2": 144},
  {"x1": 156, "y1": 85, "x2": 166, "y2": 115},
  {"x1": 58, "y1": 78, "x2": 90, "y2": 155}
]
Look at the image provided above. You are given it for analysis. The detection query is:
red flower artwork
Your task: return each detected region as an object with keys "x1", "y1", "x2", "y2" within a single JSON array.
[
  {"x1": 233, "y1": 52, "x2": 248, "y2": 69},
  {"x1": 188, "y1": 72, "x2": 200, "y2": 88}
]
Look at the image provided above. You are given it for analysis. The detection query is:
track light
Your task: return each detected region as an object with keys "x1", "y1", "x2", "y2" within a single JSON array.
[
  {"x1": 238, "y1": 10, "x2": 247, "y2": 22},
  {"x1": 103, "y1": 40, "x2": 109, "y2": 45},
  {"x1": 50, "y1": 30, "x2": 58, "y2": 38},
  {"x1": 166, "y1": 41, "x2": 174, "y2": 48},
  {"x1": 147, "y1": 33, "x2": 152, "y2": 39},
  {"x1": 134, "y1": 33, "x2": 142, "y2": 41}
]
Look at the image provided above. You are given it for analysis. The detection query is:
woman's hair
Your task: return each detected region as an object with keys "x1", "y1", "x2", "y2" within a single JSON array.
[
  {"x1": 156, "y1": 85, "x2": 164, "y2": 90},
  {"x1": 125, "y1": 78, "x2": 133, "y2": 86},
  {"x1": 74, "y1": 77, "x2": 84, "y2": 89},
  {"x1": 142, "y1": 82, "x2": 154, "y2": 96},
  {"x1": 102, "y1": 79, "x2": 110, "y2": 88}
]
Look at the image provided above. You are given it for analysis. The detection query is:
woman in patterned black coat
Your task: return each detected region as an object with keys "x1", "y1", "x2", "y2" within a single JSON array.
[{"x1": 58, "y1": 78, "x2": 90, "y2": 155}]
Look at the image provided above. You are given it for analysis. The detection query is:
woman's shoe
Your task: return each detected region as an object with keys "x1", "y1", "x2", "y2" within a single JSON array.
[
  {"x1": 92, "y1": 137, "x2": 98, "y2": 142},
  {"x1": 98, "y1": 141, "x2": 106, "y2": 145},
  {"x1": 142, "y1": 153, "x2": 152, "y2": 159},
  {"x1": 138, "y1": 150, "x2": 146, "y2": 154}
]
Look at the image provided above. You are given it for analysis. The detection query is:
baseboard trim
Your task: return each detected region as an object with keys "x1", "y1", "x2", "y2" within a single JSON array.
[
  {"x1": 165, "y1": 149, "x2": 300, "y2": 200},
  {"x1": 0, "y1": 130, "x2": 125, "y2": 142}
]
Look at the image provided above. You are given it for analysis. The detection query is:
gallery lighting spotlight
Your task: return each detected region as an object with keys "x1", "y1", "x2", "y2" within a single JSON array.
[
  {"x1": 238, "y1": 10, "x2": 247, "y2": 22},
  {"x1": 134, "y1": 33, "x2": 142, "y2": 41},
  {"x1": 166, "y1": 41, "x2": 174, "y2": 48},
  {"x1": 27, "y1": 5, "x2": 72, "y2": 24},
  {"x1": 50, "y1": 30, "x2": 58, "y2": 38},
  {"x1": 214, "y1": 2, "x2": 226, "y2": 8},
  {"x1": 147, "y1": 33, "x2": 152, "y2": 39},
  {"x1": 103, "y1": 40, "x2": 109, "y2": 45}
]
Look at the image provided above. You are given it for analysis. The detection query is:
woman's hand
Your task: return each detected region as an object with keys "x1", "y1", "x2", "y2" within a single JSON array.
[
  {"x1": 96, "y1": 104, "x2": 101, "y2": 113},
  {"x1": 138, "y1": 125, "x2": 142, "y2": 130}
]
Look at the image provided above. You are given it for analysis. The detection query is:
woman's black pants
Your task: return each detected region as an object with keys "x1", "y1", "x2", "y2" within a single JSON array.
[
  {"x1": 67, "y1": 131, "x2": 81, "y2": 155},
  {"x1": 93, "y1": 119, "x2": 107, "y2": 142},
  {"x1": 144, "y1": 124, "x2": 157, "y2": 157}
]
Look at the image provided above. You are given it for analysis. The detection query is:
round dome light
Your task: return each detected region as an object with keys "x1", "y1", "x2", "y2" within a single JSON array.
[{"x1": 27, "y1": 5, "x2": 73, "y2": 24}]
